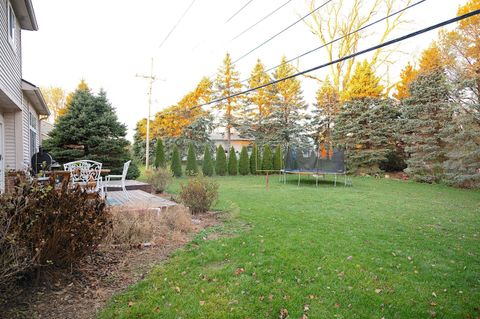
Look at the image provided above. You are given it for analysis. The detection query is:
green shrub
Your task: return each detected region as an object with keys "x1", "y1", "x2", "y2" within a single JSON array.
[
  {"x1": 273, "y1": 145, "x2": 283, "y2": 171},
  {"x1": 126, "y1": 161, "x2": 140, "y2": 180},
  {"x1": 261, "y1": 145, "x2": 273, "y2": 171},
  {"x1": 145, "y1": 167, "x2": 172, "y2": 193},
  {"x1": 0, "y1": 174, "x2": 111, "y2": 293},
  {"x1": 250, "y1": 144, "x2": 260, "y2": 175},
  {"x1": 185, "y1": 143, "x2": 198, "y2": 176},
  {"x1": 228, "y1": 147, "x2": 238, "y2": 176},
  {"x1": 154, "y1": 139, "x2": 166, "y2": 168},
  {"x1": 171, "y1": 146, "x2": 182, "y2": 177},
  {"x1": 202, "y1": 146, "x2": 214, "y2": 177},
  {"x1": 179, "y1": 176, "x2": 219, "y2": 214},
  {"x1": 215, "y1": 145, "x2": 227, "y2": 176},
  {"x1": 239, "y1": 146, "x2": 249, "y2": 175}
]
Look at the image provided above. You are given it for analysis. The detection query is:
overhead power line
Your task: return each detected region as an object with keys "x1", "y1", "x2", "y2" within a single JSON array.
[
  {"x1": 232, "y1": 0, "x2": 294, "y2": 40},
  {"x1": 240, "y1": 0, "x2": 428, "y2": 83},
  {"x1": 198, "y1": 9, "x2": 480, "y2": 109},
  {"x1": 232, "y1": 0, "x2": 333, "y2": 65},
  {"x1": 158, "y1": 0, "x2": 196, "y2": 49},
  {"x1": 226, "y1": 0, "x2": 255, "y2": 23}
]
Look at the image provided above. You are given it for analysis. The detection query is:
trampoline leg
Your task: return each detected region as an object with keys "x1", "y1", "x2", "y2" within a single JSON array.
[
  {"x1": 298, "y1": 174, "x2": 300, "y2": 187},
  {"x1": 334, "y1": 174, "x2": 337, "y2": 187},
  {"x1": 344, "y1": 174, "x2": 347, "y2": 187},
  {"x1": 316, "y1": 175, "x2": 318, "y2": 188}
]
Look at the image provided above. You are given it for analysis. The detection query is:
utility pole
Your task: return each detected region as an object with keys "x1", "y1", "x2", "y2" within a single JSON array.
[{"x1": 136, "y1": 58, "x2": 157, "y2": 169}]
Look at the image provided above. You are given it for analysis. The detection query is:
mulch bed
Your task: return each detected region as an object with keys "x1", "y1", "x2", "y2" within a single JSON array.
[{"x1": 0, "y1": 211, "x2": 219, "y2": 319}]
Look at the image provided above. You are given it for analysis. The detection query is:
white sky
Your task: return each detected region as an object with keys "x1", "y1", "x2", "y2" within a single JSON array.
[{"x1": 22, "y1": 0, "x2": 465, "y2": 140}]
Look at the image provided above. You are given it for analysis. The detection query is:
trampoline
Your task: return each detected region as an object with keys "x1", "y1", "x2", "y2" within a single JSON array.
[{"x1": 281, "y1": 145, "x2": 352, "y2": 187}]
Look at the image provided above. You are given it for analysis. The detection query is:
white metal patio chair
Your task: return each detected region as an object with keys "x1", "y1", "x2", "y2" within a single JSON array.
[
  {"x1": 63, "y1": 160, "x2": 105, "y2": 197},
  {"x1": 104, "y1": 160, "x2": 131, "y2": 199}
]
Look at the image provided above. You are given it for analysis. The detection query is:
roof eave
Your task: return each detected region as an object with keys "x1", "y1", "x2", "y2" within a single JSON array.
[
  {"x1": 11, "y1": 0, "x2": 38, "y2": 31},
  {"x1": 22, "y1": 79, "x2": 50, "y2": 116}
]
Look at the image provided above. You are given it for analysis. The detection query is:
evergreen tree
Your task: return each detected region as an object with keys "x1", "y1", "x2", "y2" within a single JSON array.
[
  {"x1": 311, "y1": 77, "x2": 340, "y2": 145},
  {"x1": 154, "y1": 139, "x2": 166, "y2": 168},
  {"x1": 333, "y1": 99, "x2": 400, "y2": 174},
  {"x1": 249, "y1": 144, "x2": 259, "y2": 175},
  {"x1": 171, "y1": 146, "x2": 182, "y2": 177},
  {"x1": 185, "y1": 142, "x2": 198, "y2": 176},
  {"x1": 264, "y1": 56, "x2": 308, "y2": 148},
  {"x1": 214, "y1": 53, "x2": 242, "y2": 149},
  {"x1": 442, "y1": 108, "x2": 480, "y2": 188},
  {"x1": 228, "y1": 147, "x2": 238, "y2": 176},
  {"x1": 273, "y1": 145, "x2": 283, "y2": 171},
  {"x1": 261, "y1": 145, "x2": 273, "y2": 171},
  {"x1": 202, "y1": 145, "x2": 214, "y2": 177},
  {"x1": 238, "y1": 146, "x2": 250, "y2": 175},
  {"x1": 402, "y1": 70, "x2": 452, "y2": 183},
  {"x1": 215, "y1": 145, "x2": 227, "y2": 176},
  {"x1": 238, "y1": 59, "x2": 276, "y2": 145},
  {"x1": 44, "y1": 82, "x2": 139, "y2": 179}
]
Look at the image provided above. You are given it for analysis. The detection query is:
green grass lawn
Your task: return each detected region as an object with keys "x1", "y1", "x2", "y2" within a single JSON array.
[{"x1": 99, "y1": 175, "x2": 480, "y2": 318}]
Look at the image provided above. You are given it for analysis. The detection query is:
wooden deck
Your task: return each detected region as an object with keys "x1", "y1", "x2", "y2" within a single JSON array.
[
  {"x1": 105, "y1": 180, "x2": 152, "y2": 193},
  {"x1": 106, "y1": 190, "x2": 176, "y2": 209}
]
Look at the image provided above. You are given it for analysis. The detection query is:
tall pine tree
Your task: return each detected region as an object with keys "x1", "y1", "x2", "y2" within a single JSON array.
[
  {"x1": 402, "y1": 67, "x2": 452, "y2": 183},
  {"x1": 44, "y1": 82, "x2": 138, "y2": 178},
  {"x1": 214, "y1": 53, "x2": 242, "y2": 149},
  {"x1": 311, "y1": 77, "x2": 340, "y2": 145},
  {"x1": 264, "y1": 56, "x2": 307, "y2": 148},
  {"x1": 171, "y1": 146, "x2": 182, "y2": 177}
]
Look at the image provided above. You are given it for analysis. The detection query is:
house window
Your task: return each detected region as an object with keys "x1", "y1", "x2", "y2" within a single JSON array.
[
  {"x1": 29, "y1": 112, "x2": 37, "y2": 157},
  {"x1": 7, "y1": 1, "x2": 16, "y2": 46}
]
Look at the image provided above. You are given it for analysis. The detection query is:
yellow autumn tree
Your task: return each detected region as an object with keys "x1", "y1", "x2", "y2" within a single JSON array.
[
  {"x1": 312, "y1": 77, "x2": 340, "y2": 144},
  {"x1": 215, "y1": 53, "x2": 242, "y2": 149},
  {"x1": 418, "y1": 42, "x2": 445, "y2": 75},
  {"x1": 393, "y1": 62, "x2": 418, "y2": 100},
  {"x1": 40, "y1": 86, "x2": 67, "y2": 121},
  {"x1": 341, "y1": 60, "x2": 384, "y2": 101},
  {"x1": 248, "y1": 59, "x2": 275, "y2": 119},
  {"x1": 440, "y1": 0, "x2": 480, "y2": 103}
]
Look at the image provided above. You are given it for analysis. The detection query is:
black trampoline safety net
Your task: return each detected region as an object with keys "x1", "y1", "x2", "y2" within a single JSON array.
[{"x1": 284, "y1": 144, "x2": 346, "y2": 174}]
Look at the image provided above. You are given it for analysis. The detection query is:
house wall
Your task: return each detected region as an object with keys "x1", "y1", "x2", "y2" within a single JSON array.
[
  {"x1": 0, "y1": 0, "x2": 22, "y2": 108},
  {"x1": 213, "y1": 140, "x2": 252, "y2": 155},
  {"x1": 0, "y1": 112, "x2": 4, "y2": 191},
  {"x1": 3, "y1": 111, "x2": 16, "y2": 169}
]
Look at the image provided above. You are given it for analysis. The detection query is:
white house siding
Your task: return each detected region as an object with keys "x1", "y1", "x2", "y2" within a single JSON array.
[
  {"x1": 0, "y1": 112, "x2": 4, "y2": 191},
  {"x1": 0, "y1": 0, "x2": 22, "y2": 108},
  {"x1": 21, "y1": 96, "x2": 39, "y2": 167},
  {"x1": 3, "y1": 111, "x2": 16, "y2": 169}
]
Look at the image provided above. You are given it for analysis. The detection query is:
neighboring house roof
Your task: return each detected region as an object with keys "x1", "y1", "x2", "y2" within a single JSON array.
[
  {"x1": 210, "y1": 132, "x2": 254, "y2": 142},
  {"x1": 22, "y1": 79, "x2": 50, "y2": 116},
  {"x1": 10, "y1": 0, "x2": 38, "y2": 31}
]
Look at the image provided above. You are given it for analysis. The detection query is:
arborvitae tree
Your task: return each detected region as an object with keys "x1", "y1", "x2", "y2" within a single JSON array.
[
  {"x1": 214, "y1": 53, "x2": 242, "y2": 149},
  {"x1": 154, "y1": 139, "x2": 166, "y2": 168},
  {"x1": 171, "y1": 146, "x2": 182, "y2": 177},
  {"x1": 264, "y1": 56, "x2": 308, "y2": 148},
  {"x1": 44, "y1": 82, "x2": 139, "y2": 179},
  {"x1": 215, "y1": 145, "x2": 227, "y2": 176},
  {"x1": 249, "y1": 144, "x2": 259, "y2": 175},
  {"x1": 202, "y1": 145, "x2": 214, "y2": 177},
  {"x1": 273, "y1": 145, "x2": 283, "y2": 171},
  {"x1": 442, "y1": 109, "x2": 480, "y2": 188},
  {"x1": 402, "y1": 69, "x2": 452, "y2": 183},
  {"x1": 333, "y1": 99, "x2": 400, "y2": 174},
  {"x1": 238, "y1": 146, "x2": 250, "y2": 175},
  {"x1": 261, "y1": 145, "x2": 273, "y2": 171},
  {"x1": 185, "y1": 142, "x2": 198, "y2": 176},
  {"x1": 228, "y1": 147, "x2": 238, "y2": 176}
]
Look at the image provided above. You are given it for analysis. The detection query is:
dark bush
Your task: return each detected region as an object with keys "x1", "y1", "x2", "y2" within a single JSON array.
[
  {"x1": 179, "y1": 176, "x2": 219, "y2": 214},
  {"x1": 202, "y1": 145, "x2": 214, "y2": 177},
  {"x1": 0, "y1": 174, "x2": 111, "y2": 293},
  {"x1": 215, "y1": 145, "x2": 227, "y2": 176},
  {"x1": 185, "y1": 142, "x2": 198, "y2": 176},
  {"x1": 171, "y1": 146, "x2": 183, "y2": 177},
  {"x1": 228, "y1": 147, "x2": 238, "y2": 176},
  {"x1": 239, "y1": 146, "x2": 250, "y2": 175}
]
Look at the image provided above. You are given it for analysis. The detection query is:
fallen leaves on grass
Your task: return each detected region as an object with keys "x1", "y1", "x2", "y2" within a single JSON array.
[
  {"x1": 279, "y1": 308, "x2": 289, "y2": 318},
  {"x1": 235, "y1": 268, "x2": 245, "y2": 276}
]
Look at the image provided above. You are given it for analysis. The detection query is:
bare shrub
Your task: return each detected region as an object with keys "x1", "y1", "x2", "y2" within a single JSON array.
[
  {"x1": 145, "y1": 168, "x2": 172, "y2": 193},
  {"x1": 179, "y1": 176, "x2": 219, "y2": 214},
  {"x1": 0, "y1": 173, "x2": 111, "y2": 292},
  {"x1": 105, "y1": 205, "x2": 192, "y2": 247},
  {"x1": 159, "y1": 206, "x2": 192, "y2": 233}
]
